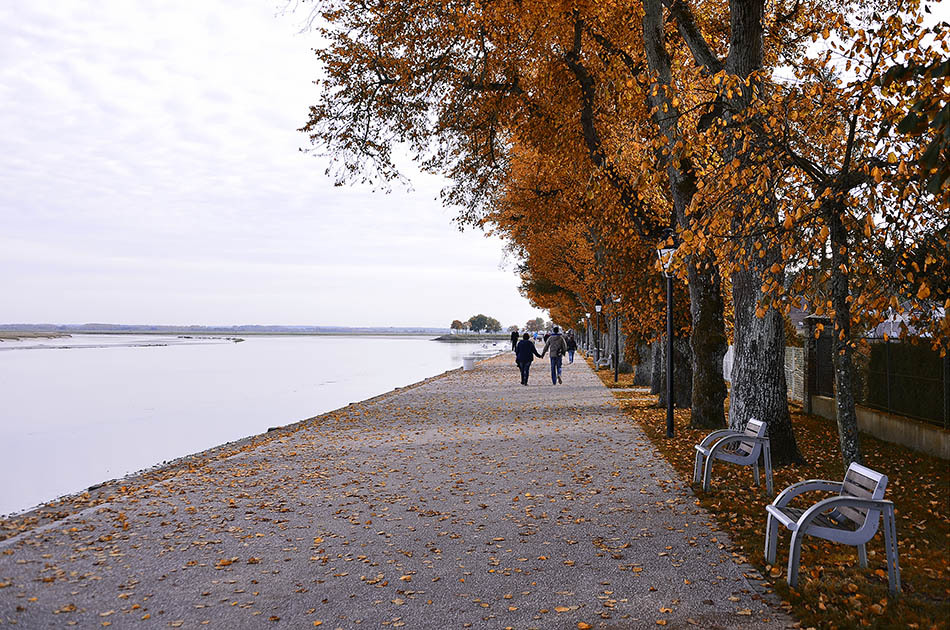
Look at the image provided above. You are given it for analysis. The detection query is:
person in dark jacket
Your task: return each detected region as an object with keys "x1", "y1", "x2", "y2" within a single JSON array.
[
  {"x1": 515, "y1": 333, "x2": 542, "y2": 385},
  {"x1": 541, "y1": 326, "x2": 568, "y2": 384},
  {"x1": 510, "y1": 330, "x2": 519, "y2": 351},
  {"x1": 565, "y1": 332, "x2": 577, "y2": 363}
]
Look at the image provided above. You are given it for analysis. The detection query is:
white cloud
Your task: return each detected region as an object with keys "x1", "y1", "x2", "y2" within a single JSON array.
[{"x1": 0, "y1": 0, "x2": 545, "y2": 328}]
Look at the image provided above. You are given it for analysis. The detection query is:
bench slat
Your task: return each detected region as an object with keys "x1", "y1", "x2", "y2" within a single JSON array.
[
  {"x1": 837, "y1": 505, "x2": 870, "y2": 524},
  {"x1": 837, "y1": 464, "x2": 887, "y2": 524},
  {"x1": 841, "y1": 477, "x2": 875, "y2": 498}
]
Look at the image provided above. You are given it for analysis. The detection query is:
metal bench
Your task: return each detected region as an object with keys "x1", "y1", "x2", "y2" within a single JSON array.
[
  {"x1": 765, "y1": 462, "x2": 900, "y2": 594},
  {"x1": 693, "y1": 418, "x2": 773, "y2": 495}
]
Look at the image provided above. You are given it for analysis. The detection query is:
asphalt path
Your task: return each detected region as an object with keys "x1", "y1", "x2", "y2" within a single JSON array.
[{"x1": 0, "y1": 353, "x2": 794, "y2": 629}]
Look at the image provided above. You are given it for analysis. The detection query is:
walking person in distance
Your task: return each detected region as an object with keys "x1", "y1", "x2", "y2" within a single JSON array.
[
  {"x1": 515, "y1": 333, "x2": 542, "y2": 385},
  {"x1": 510, "y1": 329, "x2": 519, "y2": 352},
  {"x1": 565, "y1": 332, "x2": 577, "y2": 364},
  {"x1": 541, "y1": 326, "x2": 568, "y2": 385}
]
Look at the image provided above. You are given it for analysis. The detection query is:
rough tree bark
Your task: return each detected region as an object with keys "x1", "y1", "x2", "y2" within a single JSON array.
[
  {"x1": 655, "y1": 337, "x2": 693, "y2": 409},
  {"x1": 729, "y1": 262, "x2": 802, "y2": 465},
  {"x1": 716, "y1": 0, "x2": 803, "y2": 465},
  {"x1": 828, "y1": 199, "x2": 862, "y2": 465},
  {"x1": 642, "y1": 0, "x2": 727, "y2": 428},
  {"x1": 634, "y1": 342, "x2": 653, "y2": 386},
  {"x1": 651, "y1": 340, "x2": 663, "y2": 395}
]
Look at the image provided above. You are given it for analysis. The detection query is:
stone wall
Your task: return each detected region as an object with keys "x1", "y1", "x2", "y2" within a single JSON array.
[{"x1": 784, "y1": 346, "x2": 804, "y2": 402}]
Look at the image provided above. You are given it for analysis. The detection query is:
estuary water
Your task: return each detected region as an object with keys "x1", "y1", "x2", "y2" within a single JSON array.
[{"x1": 0, "y1": 334, "x2": 503, "y2": 516}]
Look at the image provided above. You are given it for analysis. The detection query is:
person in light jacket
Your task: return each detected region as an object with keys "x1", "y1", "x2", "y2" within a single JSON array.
[
  {"x1": 541, "y1": 326, "x2": 568, "y2": 385},
  {"x1": 515, "y1": 333, "x2": 542, "y2": 385}
]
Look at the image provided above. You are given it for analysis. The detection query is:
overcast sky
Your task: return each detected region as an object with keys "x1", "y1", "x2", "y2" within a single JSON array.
[{"x1": 0, "y1": 1, "x2": 547, "y2": 328}]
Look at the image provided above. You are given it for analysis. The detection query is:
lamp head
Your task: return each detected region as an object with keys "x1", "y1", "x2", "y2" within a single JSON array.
[{"x1": 656, "y1": 245, "x2": 677, "y2": 278}]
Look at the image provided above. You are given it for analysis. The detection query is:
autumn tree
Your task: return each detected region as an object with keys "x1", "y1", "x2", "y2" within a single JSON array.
[
  {"x1": 300, "y1": 0, "x2": 722, "y2": 428},
  {"x1": 525, "y1": 317, "x2": 545, "y2": 333},
  {"x1": 467, "y1": 314, "x2": 494, "y2": 333},
  {"x1": 711, "y1": 2, "x2": 949, "y2": 466}
]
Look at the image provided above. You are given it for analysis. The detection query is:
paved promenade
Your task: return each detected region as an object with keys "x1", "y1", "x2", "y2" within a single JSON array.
[{"x1": 0, "y1": 354, "x2": 793, "y2": 629}]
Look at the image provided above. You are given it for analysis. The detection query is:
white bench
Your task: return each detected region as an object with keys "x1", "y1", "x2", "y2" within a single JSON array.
[
  {"x1": 765, "y1": 462, "x2": 900, "y2": 594},
  {"x1": 693, "y1": 418, "x2": 773, "y2": 495}
]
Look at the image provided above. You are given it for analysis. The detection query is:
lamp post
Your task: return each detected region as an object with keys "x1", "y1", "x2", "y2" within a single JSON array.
[
  {"x1": 585, "y1": 312, "x2": 591, "y2": 352},
  {"x1": 612, "y1": 296, "x2": 621, "y2": 382},
  {"x1": 657, "y1": 243, "x2": 677, "y2": 438},
  {"x1": 594, "y1": 300, "x2": 603, "y2": 364}
]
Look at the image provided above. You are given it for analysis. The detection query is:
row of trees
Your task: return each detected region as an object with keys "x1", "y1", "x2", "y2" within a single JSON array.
[
  {"x1": 450, "y1": 316, "x2": 552, "y2": 333},
  {"x1": 451, "y1": 314, "x2": 503, "y2": 333},
  {"x1": 303, "y1": 0, "x2": 948, "y2": 468}
]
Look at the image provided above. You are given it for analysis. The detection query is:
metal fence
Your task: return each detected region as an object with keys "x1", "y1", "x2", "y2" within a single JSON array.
[
  {"x1": 814, "y1": 336, "x2": 836, "y2": 398},
  {"x1": 813, "y1": 336, "x2": 949, "y2": 429}
]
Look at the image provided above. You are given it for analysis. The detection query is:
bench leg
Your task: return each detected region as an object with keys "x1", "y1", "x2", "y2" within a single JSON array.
[
  {"x1": 883, "y1": 507, "x2": 901, "y2": 595},
  {"x1": 765, "y1": 513, "x2": 779, "y2": 565},
  {"x1": 787, "y1": 530, "x2": 804, "y2": 589},
  {"x1": 752, "y1": 461, "x2": 760, "y2": 487},
  {"x1": 763, "y1": 443, "x2": 773, "y2": 497},
  {"x1": 693, "y1": 451, "x2": 703, "y2": 485},
  {"x1": 857, "y1": 543, "x2": 867, "y2": 568},
  {"x1": 702, "y1": 456, "x2": 715, "y2": 492}
]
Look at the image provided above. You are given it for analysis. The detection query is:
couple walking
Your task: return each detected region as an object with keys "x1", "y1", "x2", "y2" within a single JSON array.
[{"x1": 515, "y1": 326, "x2": 576, "y2": 386}]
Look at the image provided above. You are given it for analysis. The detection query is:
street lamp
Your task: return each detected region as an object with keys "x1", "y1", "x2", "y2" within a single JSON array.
[
  {"x1": 612, "y1": 296, "x2": 621, "y2": 382},
  {"x1": 656, "y1": 242, "x2": 677, "y2": 438},
  {"x1": 585, "y1": 312, "x2": 591, "y2": 352},
  {"x1": 594, "y1": 300, "x2": 603, "y2": 363}
]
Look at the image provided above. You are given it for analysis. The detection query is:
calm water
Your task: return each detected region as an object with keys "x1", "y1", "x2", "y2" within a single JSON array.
[{"x1": 0, "y1": 334, "x2": 503, "y2": 516}]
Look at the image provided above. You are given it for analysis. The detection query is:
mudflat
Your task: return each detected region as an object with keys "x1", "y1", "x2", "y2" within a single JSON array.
[{"x1": 0, "y1": 355, "x2": 793, "y2": 629}]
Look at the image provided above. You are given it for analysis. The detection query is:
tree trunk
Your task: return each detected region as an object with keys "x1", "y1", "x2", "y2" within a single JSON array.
[
  {"x1": 642, "y1": 0, "x2": 728, "y2": 430},
  {"x1": 651, "y1": 341, "x2": 663, "y2": 395},
  {"x1": 656, "y1": 336, "x2": 693, "y2": 409},
  {"x1": 634, "y1": 343, "x2": 653, "y2": 386},
  {"x1": 829, "y1": 202, "x2": 862, "y2": 466},
  {"x1": 730, "y1": 263, "x2": 804, "y2": 465},
  {"x1": 721, "y1": 0, "x2": 802, "y2": 465},
  {"x1": 686, "y1": 255, "x2": 728, "y2": 427}
]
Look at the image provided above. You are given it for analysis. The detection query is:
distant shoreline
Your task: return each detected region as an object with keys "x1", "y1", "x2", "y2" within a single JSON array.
[
  {"x1": 0, "y1": 324, "x2": 450, "y2": 337},
  {"x1": 0, "y1": 332, "x2": 71, "y2": 341},
  {"x1": 432, "y1": 334, "x2": 510, "y2": 342}
]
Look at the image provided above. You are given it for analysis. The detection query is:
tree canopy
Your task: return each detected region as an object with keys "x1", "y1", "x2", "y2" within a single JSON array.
[{"x1": 303, "y1": 0, "x2": 949, "y2": 467}]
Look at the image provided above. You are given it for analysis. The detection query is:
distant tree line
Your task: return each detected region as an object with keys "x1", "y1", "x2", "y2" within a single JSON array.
[
  {"x1": 450, "y1": 314, "x2": 502, "y2": 333},
  {"x1": 450, "y1": 315, "x2": 554, "y2": 334}
]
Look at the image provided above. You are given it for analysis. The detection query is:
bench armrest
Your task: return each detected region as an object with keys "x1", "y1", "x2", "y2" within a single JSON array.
[
  {"x1": 697, "y1": 429, "x2": 739, "y2": 449},
  {"x1": 708, "y1": 433, "x2": 769, "y2": 455},
  {"x1": 772, "y1": 479, "x2": 843, "y2": 508},
  {"x1": 797, "y1": 496, "x2": 895, "y2": 530}
]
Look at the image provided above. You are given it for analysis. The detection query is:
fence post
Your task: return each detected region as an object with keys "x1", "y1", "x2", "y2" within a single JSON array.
[
  {"x1": 944, "y1": 354, "x2": 949, "y2": 430},
  {"x1": 885, "y1": 339, "x2": 892, "y2": 413}
]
